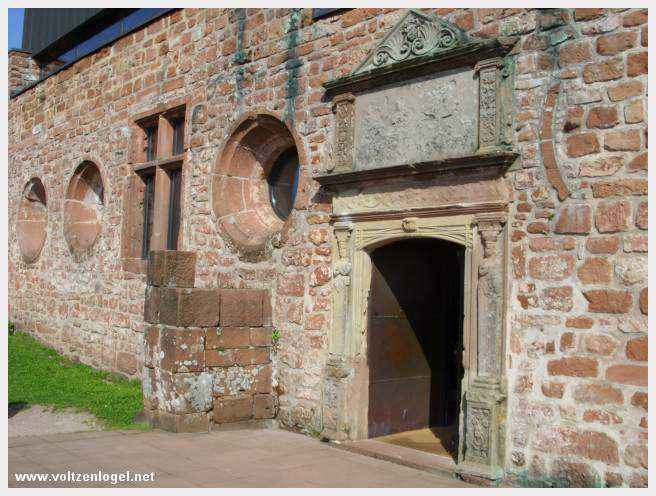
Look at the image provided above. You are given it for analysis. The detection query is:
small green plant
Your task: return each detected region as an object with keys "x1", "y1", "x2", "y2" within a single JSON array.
[
  {"x1": 547, "y1": 212, "x2": 555, "y2": 220},
  {"x1": 271, "y1": 328, "x2": 281, "y2": 343},
  {"x1": 9, "y1": 322, "x2": 15, "y2": 335}
]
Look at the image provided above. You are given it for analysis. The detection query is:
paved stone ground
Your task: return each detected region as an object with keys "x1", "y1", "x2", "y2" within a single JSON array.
[
  {"x1": 9, "y1": 427, "x2": 474, "y2": 488},
  {"x1": 9, "y1": 404, "x2": 103, "y2": 437}
]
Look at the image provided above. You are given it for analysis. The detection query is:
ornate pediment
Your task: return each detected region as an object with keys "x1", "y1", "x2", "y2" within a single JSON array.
[
  {"x1": 324, "y1": 9, "x2": 513, "y2": 95},
  {"x1": 351, "y1": 10, "x2": 468, "y2": 76}
]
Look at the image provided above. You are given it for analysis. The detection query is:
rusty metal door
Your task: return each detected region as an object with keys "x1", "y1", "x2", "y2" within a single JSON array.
[{"x1": 367, "y1": 239, "x2": 464, "y2": 439}]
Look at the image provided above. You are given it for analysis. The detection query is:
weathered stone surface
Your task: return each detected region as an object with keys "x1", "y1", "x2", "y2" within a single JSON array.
[
  {"x1": 605, "y1": 364, "x2": 647, "y2": 386},
  {"x1": 595, "y1": 200, "x2": 632, "y2": 233},
  {"x1": 583, "y1": 290, "x2": 632, "y2": 313},
  {"x1": 555, "y1": 204, "x2": 592, "y2": 233},
  {"x1": 547, "y1": 357, "x2": 598, "y2": 377},
  {"x1": 159, "y1": 327, "x2": 205, "y2": 373},
  {"x1": 213, "y1": 395, "x2": 253, "y2": 423},
  {"x1": 533, "y1": 427, "x2": 619, "y2": 464},
  {"x1": 220, "y1": 289, "x2": 267, "y2": 326},
  {"x1": 354, "y1": 69, "x2": 478, "y2": 170},
  {"x1": 148, "y1": 251, "x2": 196, "y2": 288},
  {"x1": 572, "y1": 383, "x2": 623, "y2": 405}
]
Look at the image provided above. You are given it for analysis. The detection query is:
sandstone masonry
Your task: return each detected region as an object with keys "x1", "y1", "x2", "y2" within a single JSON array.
[{"x1": 8, "y1": 8, "x2": 648, "y2": 487}]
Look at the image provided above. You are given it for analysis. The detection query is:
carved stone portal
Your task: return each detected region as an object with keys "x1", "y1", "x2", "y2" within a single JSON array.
[{"x1": 320, "y1": 9, "x2": 514, "y2": 485}]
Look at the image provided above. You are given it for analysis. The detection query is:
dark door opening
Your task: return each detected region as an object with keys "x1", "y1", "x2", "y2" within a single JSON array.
[{"x1": 367, "y1": 238, "x2": 464, "y2": 459}]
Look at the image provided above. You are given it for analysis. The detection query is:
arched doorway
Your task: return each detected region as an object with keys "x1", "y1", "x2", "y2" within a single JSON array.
[{"x1": 367, "y1": 237, "x2": 465, "y2": 459}]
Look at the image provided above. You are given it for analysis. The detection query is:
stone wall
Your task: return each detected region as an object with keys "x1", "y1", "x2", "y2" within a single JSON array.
[
  {"x1": 8, "y1": 49, "x2": 40, "y2": 96},
  {"x1": 8, "y1": 8, "x2": 647, "y2": 487},
  {"x1": 142, "y1": 250, "x2": 274, "y2": 431}
]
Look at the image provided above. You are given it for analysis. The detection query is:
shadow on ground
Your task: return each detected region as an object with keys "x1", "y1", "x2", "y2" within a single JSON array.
[{"x1": 9, "y1": 402, "x2": 29, "y2": 418}]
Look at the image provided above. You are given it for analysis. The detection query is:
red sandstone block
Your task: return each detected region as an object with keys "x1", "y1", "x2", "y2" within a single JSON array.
[
  {"x1": 583, "y1": 58, "x2": 624, "y2": 83},
  {"x1": 159, "y1": 288, "x2": 220, "y2": 327},
  {"x1": 583, "y1": 289, "x2": 632, "y2": 313},
  {"x1": 144, "y1": 286, "x2": 162, "y2": 324},
  {"x1": 213, "y1": 395, "x2": 253, "y2": 423},
  {"x1": 550, "y1": 459, "x2": 600, "y2": 488},
  {"x1": 253, "y1": 394, "x2": 276, "y2": 419},
  {"x1": 592, "y1": 179, "x2": 647, "y2": 198},
  {"x1": 586, "y1": 236, "x2": 620, "y2": 254},
  {"x1": 596, "y1": 32, "x2": 637, "y2": 56},
  {"x1": 607, "y1": 80, "x2": 643, "y2": 101},
  {"x1": 250, "y1": 326, "x2": 271, "y2": 347},
  {"x1": 233, "y1": 348, "x2": 270, "y2": 366},
  {"x1": 205, "y1": 348, "x2": 233, "y2": 367},
  {"x1": 623, "y1": 9, "x2": 648, "y2": 27},
  {"x1": 253, "y1": 364, "x2": 272, "y2": 394},
  {"x1": 587, "y1": 106, "x2": 619, "y2": 129},
  {"x1": 639, "y1": 288, "x2": 647, "y2": 315},
  {"x1": 144, "y1": 325, "x2": 160, "y2": 368},
  {"x1": 626, "y1": 336, "x2": 647, "y2": 361},
  {"x1": 547, "y1": 356, "x2": 598, "y2": 377},
  {"x1": 206, "y1": 327, "x2": 251, "y2": 349},
  {"x1": 573, "y1": 383, "x2": 623, "y2": 405},
  {"x1": 581, "y1": 333, "x2": 618, "y2": 356},
  {"x1": 159, "y1": 327, "x2": 205, "y2": 373},
  {"x1": 605, "y1": 364, "x2": 647, "y2": 386},
  {"x1": 541, "y1": 381, "x2": 565, "y2": 398},
  {"x1": 566, "y1": 133, "x2": 600, "y2": 157},
  {"x1": 627, "y1": 51, "x2": 648, "y2": 77},
  {"x1": 604, "y1": 129, "x2": 642, "y2": 151},
  {"x1": 219, "y1": 289, "x2": 266, "y2": 326},
  {"x1": 533, "y1": 426, "x2": 619, "y2": 464},
  {"x1": 595, "y1": 200, "x2": 632, "y2": 233},
  {"x1": 148, "y1": 250, "x2": 196, "y2": 288},
  {"x1": 574, "y1": 8, "x2": 605, "y2": 21},
  {"x1": 635, "y1": 201, "x2": 647, "y2": 229},
  {"x1": 631, "y1": 391, "x2": 647, "y2": 410},
  {"x1": 157, "y1": 411, "x2": 209, "y2": 433},
  {"x1": 566, "y1": 316, "x2": 593, "y2": 329},
  {"x1": 178, "y1": 289, "x2": 220, "y2": 327},
  {"x1": 528, "y1": 253, "x2": 575, "y2": 281},
  {"x1": 577, "y1": 258, "x2": 612, "y2": 284},
  {"x1": 555, "y1": 204, "x2": 592, "y2": 234}
]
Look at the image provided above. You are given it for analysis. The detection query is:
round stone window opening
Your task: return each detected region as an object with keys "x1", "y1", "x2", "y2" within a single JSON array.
[
  {"x1": 213, "y1": 114, "x2": 302, "y2": 254},
  {"x1": 64, "y1": 160, "x2": 104, "y2": 259},
  {"x1": 17, "y1": 177, "x2": 48, "y2": 264},
  {"x1": 268, "y1": 147, "x2": 299, "y2": 221}
]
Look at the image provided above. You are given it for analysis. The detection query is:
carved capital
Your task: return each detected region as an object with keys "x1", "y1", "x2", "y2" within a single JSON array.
[
  {"x1": 332, "y1": 93, "x2": 356, "y2": 173},
  {"x1": 474, "y1": 213, "x2": 506, "y2": 259},
  {"x1": 334, "y1": 222, "x2": 353, "y2": 260}
]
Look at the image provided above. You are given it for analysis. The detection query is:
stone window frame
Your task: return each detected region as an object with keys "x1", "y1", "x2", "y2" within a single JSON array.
[{"x1": 122, "y1": 98, "x2": 189, "y2": 273}]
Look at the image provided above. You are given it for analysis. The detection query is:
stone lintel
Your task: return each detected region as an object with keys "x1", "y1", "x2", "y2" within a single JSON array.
[{"x1": 315, "y1": 149, "x2": 517, "y2": 188}]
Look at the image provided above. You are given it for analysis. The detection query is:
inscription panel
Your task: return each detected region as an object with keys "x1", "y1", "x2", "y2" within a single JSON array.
[{"x1": 354, "y1": 68, "x2": 478, "y2": 171}]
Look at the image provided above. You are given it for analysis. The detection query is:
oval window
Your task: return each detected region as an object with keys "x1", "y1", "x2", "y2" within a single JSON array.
[{"x1": 267, "y1": 147, "x2": 299, "y2": 221}]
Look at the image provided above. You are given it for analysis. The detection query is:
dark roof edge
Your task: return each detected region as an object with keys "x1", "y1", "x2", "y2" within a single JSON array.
[{"x1": 10, "y1": 8, "x2": 178, "y2": 100}]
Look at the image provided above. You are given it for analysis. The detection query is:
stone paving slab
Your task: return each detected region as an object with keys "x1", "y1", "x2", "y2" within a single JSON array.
[{"x1": 8, "y1": 426, "x2": 474, "y2": 488}]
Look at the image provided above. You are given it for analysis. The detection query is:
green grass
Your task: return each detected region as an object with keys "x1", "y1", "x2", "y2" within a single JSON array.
[{"x1": 9, "y1": 331, "x2": 147, "y2": 429}]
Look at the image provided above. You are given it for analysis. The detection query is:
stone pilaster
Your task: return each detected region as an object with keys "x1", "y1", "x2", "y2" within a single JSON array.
[
  {"x1": 331, "y1": 93, "x2": 356, "y2": 172},
  {"x1": 457, "y1": 214, "x2": 507, "y2": 484},
  {"x1": 475, "y1": 58, "x2": 504, "y2": 152}
]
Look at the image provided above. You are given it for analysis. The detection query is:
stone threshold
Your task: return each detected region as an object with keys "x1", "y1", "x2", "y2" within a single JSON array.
[{"x1": 328, "y1": 438, "x2": 459, "y2": 481}]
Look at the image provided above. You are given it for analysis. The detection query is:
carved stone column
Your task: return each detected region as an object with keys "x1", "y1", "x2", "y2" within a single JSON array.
[
  {"x1": 322, "y1": 222, "x2": 353, "y2": 440},
  {"x1": 475, "y1": 58, "x2": 504, "y2": 152},
  {"x1": 331, "y1": 93, "x2": 356, "y2": 172},
  {"x1": 457, "y1": 213, "x2": 507, "y2": 484}
]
